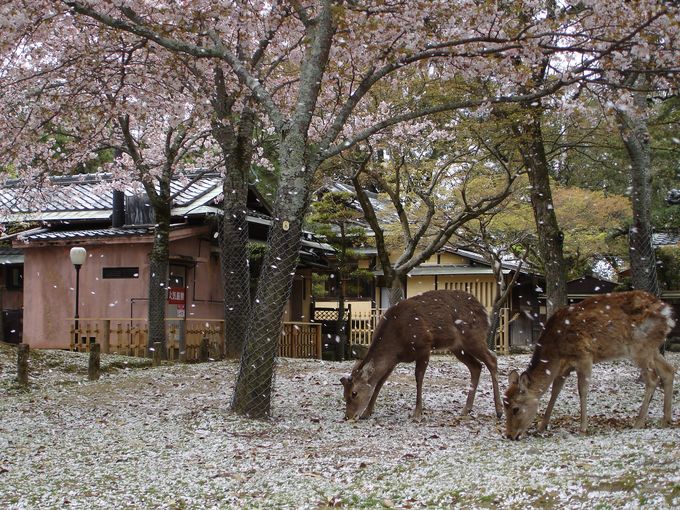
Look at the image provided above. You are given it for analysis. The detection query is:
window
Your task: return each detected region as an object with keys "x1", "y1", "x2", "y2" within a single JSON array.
[
  {"x1": 169, "y1": 265, "x2": 186, "y2": 287},
  {"x1": 312, "y1": 272, "x2": 373, "y2": 299},
  {"x1": 102, "y1": 267, "x2": 139, "y2": 279},
  {"x1": 6, "y1": 265, "x2": 23, "y2": 290}
]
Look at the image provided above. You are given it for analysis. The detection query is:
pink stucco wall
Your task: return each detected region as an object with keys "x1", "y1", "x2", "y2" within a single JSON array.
[{"x1": 22, "y1": 227, "x2": 225, "y2": 349}]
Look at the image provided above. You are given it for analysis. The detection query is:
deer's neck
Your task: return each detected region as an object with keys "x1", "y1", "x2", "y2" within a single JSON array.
[
  {"x1": 525, "y1": 347, "x2": 561, "y2": 395},
  {"x1": 359, "y1": 349, "x2": 398, "y2": 386}
]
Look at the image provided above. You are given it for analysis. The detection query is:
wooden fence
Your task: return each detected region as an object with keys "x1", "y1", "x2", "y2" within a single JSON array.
[
  {"x1": 349, "y1": 309, "x2": 386, "y2": 346},
  {"x1": 68, "y1": 306, "x2": 509, "y2": 361},
  {"x1": 68, "y1": 318, "x2": 323, "y2": 361},
  {"x1": 348, "y1": 306, "x2": 511, "y2": 354},
  {"x1": 279, "y1": 322, "x2": 323, "y2": 359},
  {"x1": 69, "y1": 318, "x2": 225, "y2": 361}
]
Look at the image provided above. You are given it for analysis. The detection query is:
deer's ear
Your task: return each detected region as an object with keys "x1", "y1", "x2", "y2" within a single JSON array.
[
  {"x1": 360, "y1": 360, "x2": 374, "y2": 380},
  {"x1": 519, "y1": 372, "x2": 530, "y2": 392},
  {"x1": 508, "y1": 370, "x2": 520, "y2": 386},
  {"x1": 340, "y1": 376, "x2": 350, "y2": 388}
]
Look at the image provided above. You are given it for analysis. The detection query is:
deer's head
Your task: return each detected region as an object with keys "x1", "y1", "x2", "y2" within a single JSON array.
[
  {"x1": 340, "y1": 360, "x2": 375, "y2": 420},
  {"x1": 504, "y1": 370, "x2": 540, "y2": 440}
]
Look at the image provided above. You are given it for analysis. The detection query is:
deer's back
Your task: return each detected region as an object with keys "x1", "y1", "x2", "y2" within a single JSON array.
[
  {"x1": 370, "y1": 290, "x2": 488, "y2": 361},
  {"x1": 536, "y1": 291, "x2": 672, "y2": 364}
]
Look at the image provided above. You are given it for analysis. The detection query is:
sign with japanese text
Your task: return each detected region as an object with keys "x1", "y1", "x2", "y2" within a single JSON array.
[{"x1": 168, "y1": 287, "x2": 186, "y2": 305}]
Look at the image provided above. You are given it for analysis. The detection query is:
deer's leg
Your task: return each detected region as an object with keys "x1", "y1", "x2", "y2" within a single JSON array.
[
  {"x1": 412, "y1": 355, "x2": 430, "y2": 421},
  {"x1": 470, "y1": 347, "x2": 503, "y2": 419},
  {"x1": 654, "y1": 352, "x2": 675, "y2": 426},
  {"x1": 538, "y1": 368, "x2": 571, "y2": 432},
  {"x1": 361, "y1": 368, "x2": 393, "y2": 419},
  {"x1": 634, "y1": 357, "x2": 661, "y2": 428},
  {"x1": 576, "y1": 363, "x2": 592, "y2": 433},
  {"x1": 453, "y1": 350, "x2": 482, "y2": 416}
]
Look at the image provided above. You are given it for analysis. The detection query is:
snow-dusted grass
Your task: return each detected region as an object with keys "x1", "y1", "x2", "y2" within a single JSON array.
[{"x1": 1, "y1": 342, "x2": 679, "y2": 509}]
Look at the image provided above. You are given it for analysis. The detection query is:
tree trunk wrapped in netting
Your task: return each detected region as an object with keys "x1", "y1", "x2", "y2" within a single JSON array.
[
  {"x1": 617, "y1": 85, "x2": 660, "y2": 297},
  {"x1": 231, "y1": 129, "x2": 314, "y2": 418},
  {"x1": 231, "y1": 216, "x2": 302, "y2": 418},
  {"x1": 220, "y1": 192, "x2": 251, "y2": 359},
  {"x1": 148, "y1": 207, "x2": 171, "y2": 359},
  {"x1": 629, "y1": 225, "x2": 660, "y2": 296}
]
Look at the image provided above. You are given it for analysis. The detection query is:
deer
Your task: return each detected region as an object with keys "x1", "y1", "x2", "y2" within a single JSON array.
[
  {"x1": 340, "y1": 289, "x2": 503, "y2": 421},
  {"x1": 504, "y1": 290, "x2": 676, "y2": 440}
]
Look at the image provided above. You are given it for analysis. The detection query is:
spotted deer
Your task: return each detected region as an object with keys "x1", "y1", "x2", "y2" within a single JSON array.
[
  {"x1": 340, "y1": 290, "x2": 503, "y2": 421},
  {"x1": 504, "y1": 290, "x2": 675, "y2": 440}
]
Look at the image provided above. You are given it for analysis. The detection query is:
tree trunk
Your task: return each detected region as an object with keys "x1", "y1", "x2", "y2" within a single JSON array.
[
  {"x1": 516, "y1": 114, "x2": 567, "y2": 317},
  {"x1": 335, "y1": 277, "x2": 347, "y2": 362},
  {"x1": 231, "y1": 130, "x2": 317, "y2": 418},
  {"x1": 231, "y1": 1, "x2": 335, "y2": 417},
  {"x1": 486, "y1": 260, "x2": 505, "y2": 350},
  {"x1": 385, "y1": 270, "x2": 405, "y2": 307},
  {"x1": 485, "y1": 258, "x2": 522, "y2": 350},
  {"x1": 220, "y1": 195, "x2": 251, "y2": 358},
  {"x1": 486, "y1": 303, "x2": 503, "y2": 351},
  {"x1": 616, "y1": 91, "x2": 660, "y2": 295},
  {"x1": 213, "y1": 83, "x2": 255, "y2": 359},
  {"x1": 148, "y1": 204, "x2": 171, "y2": 358}
]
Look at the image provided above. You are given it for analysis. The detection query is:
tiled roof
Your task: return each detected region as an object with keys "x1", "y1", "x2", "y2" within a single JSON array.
[
  {"x1": 0, "y1": 246, "x2": 23, "y2": 264},
  {"x1": 0, "y1": 247, "x2": 22, "y2": 255},
  {"x1": 0, "y1": 172, "x2": 226, "y2": 222},
  {"x1": 653, "y1": 232, "x2": 680, "y2": 246},
  {"x1": 19, "y1": 227, "x2": 152, "y2": 242},
  {"x1": 667, "y1": 189, "x2": 680, "y2": 205}
]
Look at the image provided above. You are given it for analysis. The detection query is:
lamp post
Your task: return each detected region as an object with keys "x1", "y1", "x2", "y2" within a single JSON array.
[{"x1": 70, "y1": 247, "x2": 87, "y2": 346}]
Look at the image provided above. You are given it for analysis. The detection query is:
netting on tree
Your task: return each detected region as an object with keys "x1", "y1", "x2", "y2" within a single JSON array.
[
  {"x1": 231, "y1": 220, "x2": 301, "y2": 418},
  {"x1": 220, "y1": 210, "x2": 251, "y2": 359},
  {"x1": 629, "y1": 225, "x2": 660, "y2": 297}
]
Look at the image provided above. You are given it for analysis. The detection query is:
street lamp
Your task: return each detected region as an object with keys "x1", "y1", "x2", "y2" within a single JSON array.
[{"x1": 70, "y1": 247, "x2": 87, "y2": 346}]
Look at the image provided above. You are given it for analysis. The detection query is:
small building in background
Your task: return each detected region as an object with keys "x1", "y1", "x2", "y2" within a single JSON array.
[{"x1": 0, "y1": 173, "x2": 333, "y2": 353}]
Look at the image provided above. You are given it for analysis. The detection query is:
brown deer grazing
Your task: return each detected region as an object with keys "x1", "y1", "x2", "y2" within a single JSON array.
[
  {"x1": 504, "y1": 290, "x2": 676, "y2": 440},
  {"x1": 340, "y1": 290, "x2": 503, "y2": 421}
]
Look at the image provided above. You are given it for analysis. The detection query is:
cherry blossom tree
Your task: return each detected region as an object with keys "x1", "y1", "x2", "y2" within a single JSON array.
[
  {"x1": 0, "y1": 13, "x2": 218, "y2": 356},
  {"x1": 349, "y1": 122, "x2": 522, "y2": 307},
  {"x1": 455, "y1": 215, "x2": 530, "y2": 350},
  {"x1": 3, "y1": 0, "x2": 679, "y2": 417}
]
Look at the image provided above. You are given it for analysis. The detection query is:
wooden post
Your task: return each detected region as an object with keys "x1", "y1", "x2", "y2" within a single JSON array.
[
  {"x1": 102, "y1": 320, "x2": 111, "y2": 354},
  {"x1": 200, "y1": 336, "x2": 210, "y2": 362},
  {"x1": 153, "y1": 341, "x2": 162, "y2": 366},
  {"x1": 218, "y1": 325, "x2": 226, "y2": 360},
  {"x1": 17, "y1": 343, "x2": 29, "y2": 386},
  {"x1": 88, "y1": 343, "x2": 101, "y2": 381},
  {"x1": 315, "y1": 324, "x2": 322, "y2": 360},
  {"x1": 178, "y1": 320, "x2": 187, "y2": 363}
]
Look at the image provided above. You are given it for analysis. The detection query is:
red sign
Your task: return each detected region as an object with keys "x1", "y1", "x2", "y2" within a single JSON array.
[{"x1": 168, "y1": 287, "x2": 186, "y2": 305}]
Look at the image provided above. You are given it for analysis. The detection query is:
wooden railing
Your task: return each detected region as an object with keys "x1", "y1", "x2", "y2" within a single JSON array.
[
  {"x1": 69, "y1": 318, "x2": 224, "y2": 361},
  {"x1": 495, "y1": 307, "x2": 510, "y2": 355},
  {"x1": 349, "y1": 309, "x2": 386, "y2": 346},
  {"x1": 68, "y1": 318, "x2": 323, "y2": 360},
  {"x1": 68, "y1": 306, "x2": 510, "y2": 361},
  {"x1": 279, "y1": 322, "x2": 322, "y2": 359}
]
